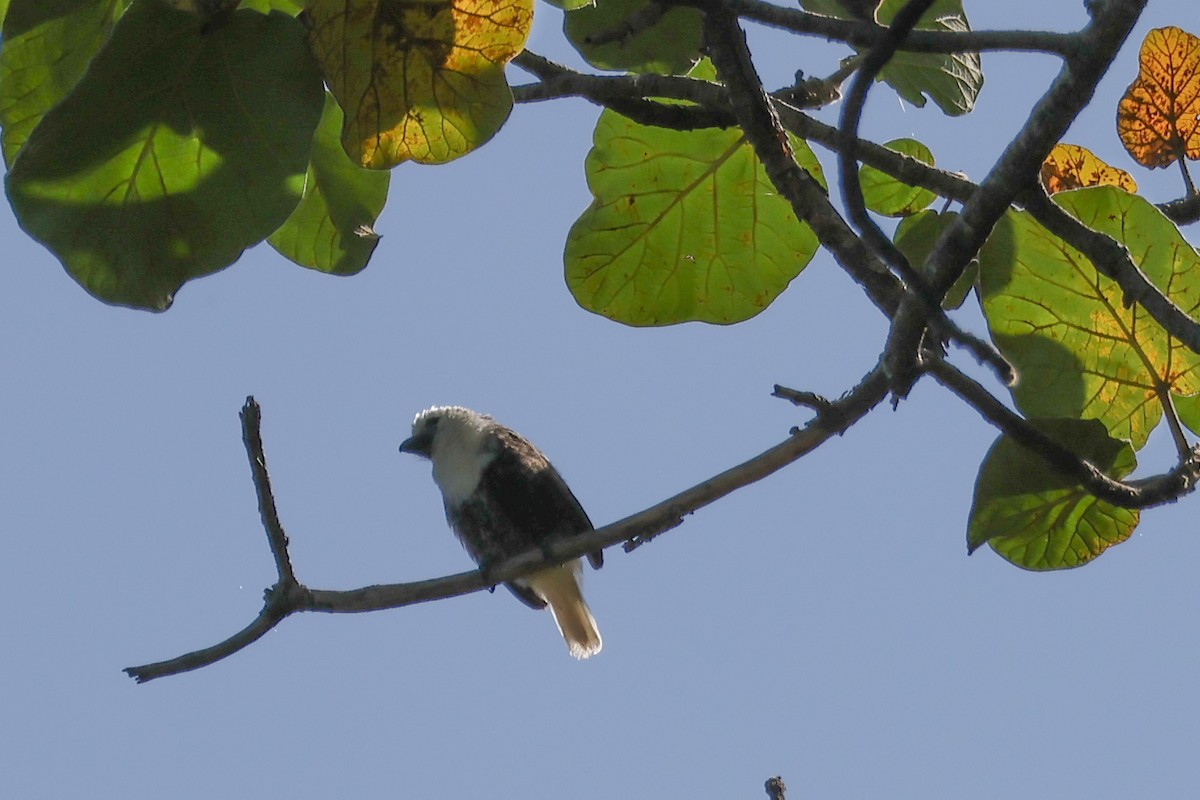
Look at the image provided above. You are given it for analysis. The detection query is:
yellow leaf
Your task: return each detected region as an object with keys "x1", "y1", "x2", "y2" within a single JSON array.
[
  {"x1": 1117, "y1": 26, "x2": 1200, "y2": 169},
  {"x1": 1040, "y1": 144, "x2": 1137, "y2": 195},
  {"x1": 305, "y1": 0, "x2": 533, "y2": 168}
]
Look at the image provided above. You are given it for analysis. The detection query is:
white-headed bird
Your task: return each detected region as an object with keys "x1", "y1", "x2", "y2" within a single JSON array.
[{"x1": 400, "y1": 406, "x2": 603, "y2": 659}]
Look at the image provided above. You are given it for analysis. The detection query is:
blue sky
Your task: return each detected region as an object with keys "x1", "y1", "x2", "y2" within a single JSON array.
[{"x1": 2, "y1": 2, "x2": 1198, "y2": 797}]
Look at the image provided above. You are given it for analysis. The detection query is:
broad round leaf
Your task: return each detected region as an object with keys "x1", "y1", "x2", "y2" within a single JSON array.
[
  {"x1": 968, "y1": 418, "x2": 1139, "y2": 570},
  {"x1": 893, "y1": 210, "x2": 975, "y2": 309},
  {"x1": 307, "y1": 0, "x2": 532, "y2": 168},
  {"x1": 0, "y1": 0, "x2": 133, "y2": 167},
  {"x1": 269, "y1": 93, "x2": 389, "y2": 275},
  {"x1": 1117, "y1": 26, "x2": 1200, "y2": 169},
  {"x1": 859, "y1": 137, "x2": 936, "y2": 216},
  {"x1": 564, "y1": 0, "x2": 702, "y2": 75},
  {"x1": 565, "y1": 109, "x2": 824, "y2": 326},
  {"x1": 978, "y1": 186, "x2": 1200, "y2": 448},
  {"x1": 1040, "y1": 143, "x2": 1137, "y2": 194},
  {"x1": 5, "y1": 2, "x2": 324, "y2": 310}
]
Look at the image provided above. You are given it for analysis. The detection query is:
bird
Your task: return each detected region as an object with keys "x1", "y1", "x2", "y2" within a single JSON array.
[{"x1": 399, "y1": 406, "x2": 604, "y2": 659}]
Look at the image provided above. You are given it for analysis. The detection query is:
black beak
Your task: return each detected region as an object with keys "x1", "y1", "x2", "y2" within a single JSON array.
[{"x1": 399, "y1": 430, "x2": 433, "y2": 457}]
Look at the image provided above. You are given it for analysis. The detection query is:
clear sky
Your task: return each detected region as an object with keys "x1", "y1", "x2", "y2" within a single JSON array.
[{"x1": 2, "y1": 2, "x2": 1198, "y2": 798}]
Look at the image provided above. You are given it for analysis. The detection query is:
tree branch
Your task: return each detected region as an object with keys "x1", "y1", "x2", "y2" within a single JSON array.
[
  {"x1": 926, "y1": 357, "x2": 1200, "y2": 508},
  {"x1": 728, "y1": 0, "x2": 1077, "y2": 56},
  {"x1": 883, "y1": 0, "x2": 1146, "y2": 396},
  {"x1": 125, "y1": 374, "x2": 890, "y2": 681},
  {"x1": 764, "y1": 776, "x2": 787, "y2": 800}
]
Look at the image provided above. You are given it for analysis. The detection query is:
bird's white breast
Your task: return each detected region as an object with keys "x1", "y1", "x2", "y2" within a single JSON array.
[{"x1": 430, "y1": 422, "x2": 495, "y2": 505}]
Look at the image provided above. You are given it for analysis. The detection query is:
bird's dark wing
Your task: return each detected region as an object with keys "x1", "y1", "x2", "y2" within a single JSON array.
[{"x1": 485, "y1": 427, "x2": 604, "y2": 570}]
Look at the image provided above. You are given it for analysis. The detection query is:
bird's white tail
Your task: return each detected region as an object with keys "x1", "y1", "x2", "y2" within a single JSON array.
[{"x1": 524, "y1": 563, "x2": 602, "y2": 659}]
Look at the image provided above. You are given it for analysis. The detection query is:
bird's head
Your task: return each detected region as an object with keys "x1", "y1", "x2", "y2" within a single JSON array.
[
  {"x1": 399, "y1": 406, "x2": 491, "y2": 461},
  {"x1": 400, "y1": 406, "x2": 496, "y2": 502}
]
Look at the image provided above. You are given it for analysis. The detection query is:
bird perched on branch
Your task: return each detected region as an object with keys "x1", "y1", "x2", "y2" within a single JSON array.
[{"x1": 400, "y1": 406, "x2": 604, "y2": 659}]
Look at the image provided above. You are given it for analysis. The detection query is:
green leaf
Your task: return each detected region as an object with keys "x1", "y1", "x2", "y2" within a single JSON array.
[
  {"x1": 892, "y1": 210, "x2": 975, "y2": 309},
  {"x1": 968, "y1": 418, "x2": 1139, "y2": 570},
  {"x1": 541, "y1": 0, "x2": 593, "y2": 10},
  {"x1": 238, "y1": 0, "x2": 304, "y2": 13},
  {"x1": 5, "y1": 1, "x2": 324, "y2": 310},
  {"x1": 565, "y1": 107, "x2": 824, "y2": 326},
  {"x1": 564, "y1": 0, "x2": 702, "y2": 75},
  {"x1": 268, "y1": 93, "x2": 389, "y2": 275},
  {"x1": 799, "y1": 0, "x2": 983, "y2": 115},
  {"x1": 859, "y1": 137, "x2": 936, "y2": 216},
  {"x1": 0, "y1": 0, "x2": 133, "y2": 167},
  {"x1": 1169, "y1": 391, "x2": 1200, "y2": 438},
  {"x1": 978, "y1": 186, "x2": 1200, "y2": 449}
]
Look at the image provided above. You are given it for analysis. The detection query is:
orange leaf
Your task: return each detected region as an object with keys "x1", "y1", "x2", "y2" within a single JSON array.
[
  {"x1": 1040, "y1": 144, "x2": 1137, "y2": 195},
  {"x1": 1117, "y1": 26, "x2": 1200, "y2": 169}
]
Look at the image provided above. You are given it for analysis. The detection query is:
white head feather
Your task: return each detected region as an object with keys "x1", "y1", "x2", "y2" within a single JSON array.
[{"x1": 407, "y1": 406, "x2": 497, "y2": 504}]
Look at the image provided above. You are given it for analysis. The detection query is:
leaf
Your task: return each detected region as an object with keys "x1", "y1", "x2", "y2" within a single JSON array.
[
  {"x1": 268, "y1": 94, "x2": 390, "y2": 274},
  {"x1": 565, "y1": 107, "x2": 824, "y2": 326},
  {"x1": 306, "y1": 0, "x2": 532, "y2": 168},
  {"x1": 858, "y1": 137, "x2": 937, "y2": 216},
  {"x1": 800, "y1": 0, "x2": 983, "y2": 115},
  {"x1": 239, "y1": 0, "x2": 305, "y2": 13},
  {"x1": 0, "y1": 0, "x2": 133, "y2": 167},
  {"x1": 967, "y1": 418, "x2": 1139, "y2": 570},
  {"x1": 892, "y1": 210, "x2": 975, "y2": 309},
  {"x1": 1040, "y1": 143, "x2": 1138, "y2": 195},
  {"x1": 540, "y1": 0, "x2": 591, "y2": 10},
  {"x1": 978, "y1": 186, "x2": 1200, "y2": 449},
  {"x1": 1117, "y1": 26, "x2": 1200, "y2": 169},
  {"x1": 4, "y1": 2, "x2": 324, "y2": 310},
  {"x1": 564, "y1": 0, "x2": 702, "y2": 75}
]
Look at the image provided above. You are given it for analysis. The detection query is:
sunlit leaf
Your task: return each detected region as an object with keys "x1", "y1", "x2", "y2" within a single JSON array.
[
  {"x1": 269, "y1": 93, "x2": 390, "y2": 274},
  {"x1": 968, "y1": 418, "x2": 1139, "y2": 570},
  {"x1": 800, "y1": 0, "x2": 982, "y2": 115},
  {"x1": 5, "y1": 2, "x2": 324, "y2": 310},
  {"x1": 859, "y1": 137, "x2": 937, "y2": 216},
  {"x1": 978, "y1": 186, "x2": 1200, "y2": 449},
  {"x1": 306, "y1": 0, "x2": 532, "y2": 168},
  {"x1": 540, "y1": 0, "x2": 592, "y2": 10},
  {"x1": 565, "y1": 106, "x2": 824, "y2": 326},
  {"x1": 1117, "y1": 26, "x2": 1200, "y2": 169},
  {"x1": 564, "y1": 0, "x2": 702, "y2": 75},
  {"x1": 0, "y1": 0, "x2": 133, "y2": 167},
  {"x1": 1040, "y1": 143, "x2": 1138, "y2": 195},
  {"x1": 240, "y1": 0, "x2": 305, "y2": 13},
  {"x1": 893, "y1": 210, "x2": 975, "y2": 309}
]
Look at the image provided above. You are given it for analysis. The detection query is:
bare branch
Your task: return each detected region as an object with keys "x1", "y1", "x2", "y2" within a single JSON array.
[
  {"x1": 240, "y1": 397, "x2": 297, "y2": 587},
  {"x1": 125, "y1": 374, "x2": 891, "y2": 680},
  {"x1": 728, "y1": 0, "x2": 1077, "y2": 56}
]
